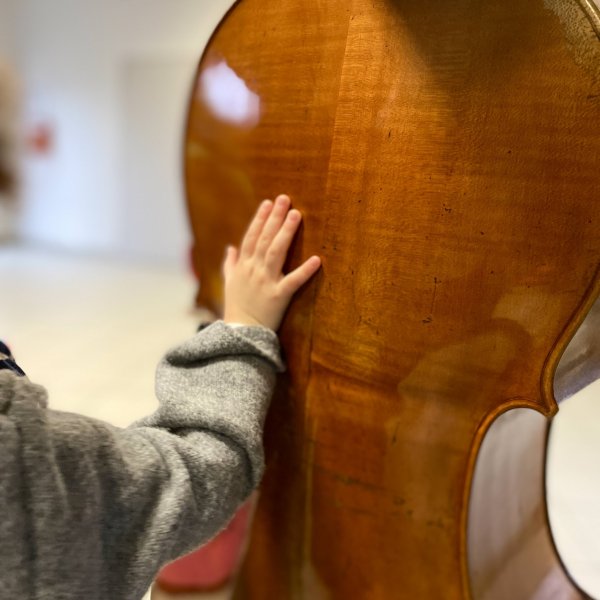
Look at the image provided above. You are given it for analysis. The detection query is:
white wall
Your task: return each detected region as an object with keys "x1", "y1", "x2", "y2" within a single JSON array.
[
  {"x1": 0, "y1": 0, "x2": 17, "y2": 60},
  {"x1": 8, "y1": 0, "x2": 234, "y2": 262}
]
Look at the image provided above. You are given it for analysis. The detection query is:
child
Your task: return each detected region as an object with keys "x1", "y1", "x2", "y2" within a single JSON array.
[{"x1": 0, "y1": 194, "x2": 321, "y2": 599}]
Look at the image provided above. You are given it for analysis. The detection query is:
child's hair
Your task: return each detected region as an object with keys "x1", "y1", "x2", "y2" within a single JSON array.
[
  {"x1": 0, "y1": 147, "x2": 17, "y2": 196},
  {"x1": 0, "y1": 60, "x2": 19, "y2": 198}
]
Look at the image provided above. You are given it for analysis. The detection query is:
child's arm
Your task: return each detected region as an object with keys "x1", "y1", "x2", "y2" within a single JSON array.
[{"x1": 0, "y1": 195, "x2": 320, "y2": 600}]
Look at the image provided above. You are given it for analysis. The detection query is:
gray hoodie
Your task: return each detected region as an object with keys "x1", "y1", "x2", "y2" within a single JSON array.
[{"x1": 0, "y1": 320, "x2": 283, "y2": 600}]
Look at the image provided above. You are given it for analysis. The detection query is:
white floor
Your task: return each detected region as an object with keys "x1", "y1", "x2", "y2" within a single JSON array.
[{"x1": 0, "y1": 244, "x2": 598, "y2": 599}]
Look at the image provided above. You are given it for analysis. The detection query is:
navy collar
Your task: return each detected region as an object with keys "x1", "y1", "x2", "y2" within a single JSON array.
[{"x1": 0, "y1": 341, "x2": 25, "y2": 377}]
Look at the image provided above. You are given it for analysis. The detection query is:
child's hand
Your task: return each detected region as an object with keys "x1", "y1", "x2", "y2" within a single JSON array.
[{"x1": 222, "y1": 194, "x2": 321, "y2": 331}]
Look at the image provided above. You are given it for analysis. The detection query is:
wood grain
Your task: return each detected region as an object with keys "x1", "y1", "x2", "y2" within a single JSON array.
[{"x1": 184, "y1": 1, "x2": 600, "y2": 597}]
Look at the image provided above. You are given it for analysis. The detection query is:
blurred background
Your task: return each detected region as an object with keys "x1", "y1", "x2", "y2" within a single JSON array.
[
  {"x1": 0, "y1": 1, "x2": 599, "y2": 599},
  {"x1": 0, "y1": 0, "x2": 236, "y2": 261}
]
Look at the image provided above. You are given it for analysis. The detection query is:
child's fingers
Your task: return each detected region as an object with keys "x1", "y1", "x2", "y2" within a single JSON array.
[
  {"x1": 278, "y1": 255, "x2": 322, "y2": 297},
  {"x1": 265, "y1": 209, "x2": 302, "y2": 274},
  {"x1": 240, "y1": 200, "x2": 273, "y2": 258},
  {"x1": 255, "y1": 195, "x2": 290, "y2": 258}
]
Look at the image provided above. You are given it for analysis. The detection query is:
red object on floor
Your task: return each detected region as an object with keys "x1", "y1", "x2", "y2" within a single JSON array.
[{"x1": 155, "y1": 498, "x2": 255, "y2": 592}]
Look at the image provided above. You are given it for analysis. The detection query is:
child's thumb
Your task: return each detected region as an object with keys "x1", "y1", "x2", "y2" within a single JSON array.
[{"x1": 222, "y1": 245, "x2": 238, "y2": 278}]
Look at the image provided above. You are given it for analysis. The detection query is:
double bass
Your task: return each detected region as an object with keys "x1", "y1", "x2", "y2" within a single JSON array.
[{"x1": 183, "y1": 0, "x2": 600, "y2": 597}]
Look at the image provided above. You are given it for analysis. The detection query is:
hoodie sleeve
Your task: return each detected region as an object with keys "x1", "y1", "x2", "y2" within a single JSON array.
[{"x1": 0, "y1": 321, "x2": 284, "y2": 600}]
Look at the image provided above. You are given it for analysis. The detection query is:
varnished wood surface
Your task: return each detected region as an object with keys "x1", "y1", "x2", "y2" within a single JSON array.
[{"x1": 184, "y1": 1, "x2": 600, "y2": 598}]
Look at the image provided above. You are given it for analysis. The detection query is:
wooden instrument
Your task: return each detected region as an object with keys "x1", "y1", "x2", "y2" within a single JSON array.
[{"x1": 183, "y1": 1, "x2": 600, "y2": 597}]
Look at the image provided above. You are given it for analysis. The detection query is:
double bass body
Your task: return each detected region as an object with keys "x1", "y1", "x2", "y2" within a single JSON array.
[{"x1": 184, "y1": 0, "x2": 600, "y2": 597}]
